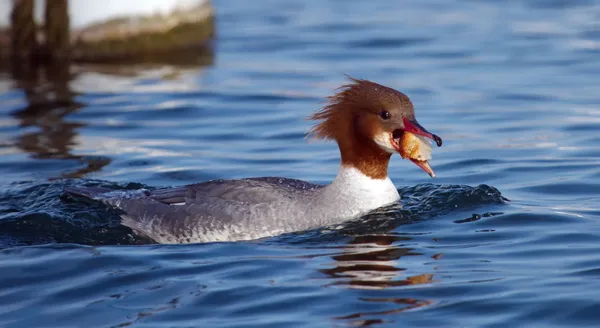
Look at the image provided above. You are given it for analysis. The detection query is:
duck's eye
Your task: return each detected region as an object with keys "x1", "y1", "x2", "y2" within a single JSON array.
[{"x1": 379, "y1": 110, "x2": 391, "y2": 120}]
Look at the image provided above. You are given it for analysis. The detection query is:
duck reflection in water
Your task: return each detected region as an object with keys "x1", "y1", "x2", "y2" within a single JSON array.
[{"x1": 319, "y1": 234, "x2": 440, "y2": 326}]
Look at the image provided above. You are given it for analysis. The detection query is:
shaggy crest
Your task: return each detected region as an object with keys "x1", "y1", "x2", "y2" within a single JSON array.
[{"x1": 307, "y1": 76, "x2": 413, "y2": 141}]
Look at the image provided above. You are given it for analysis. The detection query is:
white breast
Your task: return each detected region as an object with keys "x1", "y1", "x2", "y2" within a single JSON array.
[{"x1": 315, "y1": 166, "x2": 400, "y2": 221}]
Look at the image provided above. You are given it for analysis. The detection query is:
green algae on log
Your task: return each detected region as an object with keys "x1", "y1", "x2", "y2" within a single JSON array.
[{"x1": 71, "y1": 1, "x2": 215, "y2": 63}]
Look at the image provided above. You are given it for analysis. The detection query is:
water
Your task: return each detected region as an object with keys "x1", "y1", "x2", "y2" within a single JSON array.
[{"x1": 1, "y1": 0, "x2": 600, "y2": 326}]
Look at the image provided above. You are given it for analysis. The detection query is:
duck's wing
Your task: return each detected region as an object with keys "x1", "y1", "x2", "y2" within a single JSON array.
[
  {"x1": 150, "y1": 177, "x2": 322, "y2": 205},
  {"x1": 65, "y1": 177, "x2": 323, "y2": 243},
  {"x1": 65, "y1": 186, "x2": 265, "y2": 243}
]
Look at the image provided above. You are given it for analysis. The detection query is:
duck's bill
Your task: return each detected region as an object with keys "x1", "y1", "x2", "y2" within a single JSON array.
[
  {"x1": 402, "y1": 117, "x2": 443, "y2": 147},
  {"x1": 410, "y1": 159, "x2": 435, "y2": 178}
]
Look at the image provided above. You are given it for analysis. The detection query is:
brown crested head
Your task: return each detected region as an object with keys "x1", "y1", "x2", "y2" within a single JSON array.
[{"x1": 308, "y1": 76, "x2": 442, "y2": 179}]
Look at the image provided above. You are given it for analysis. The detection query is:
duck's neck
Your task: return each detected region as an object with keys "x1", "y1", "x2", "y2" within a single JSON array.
[
  {"x1": 337, "y1": 129, "x2": 392, "y2": 180},
  {"x1": 322, "y1": 165, "x2": 400, "y2": 213}
]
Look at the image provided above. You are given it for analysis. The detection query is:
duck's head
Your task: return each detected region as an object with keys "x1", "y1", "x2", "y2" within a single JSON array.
[{"x1": 308, "y1": 76, "x2": 442, "y2": 179}]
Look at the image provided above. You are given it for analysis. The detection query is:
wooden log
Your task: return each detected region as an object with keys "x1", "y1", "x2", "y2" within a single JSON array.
[
  {"x1": 44, "y1": 0, "x2": 70, "y2": 58},
  {"x1": 1, "y1": 0, "x2": 215, "y2": 64},
  {"x1": 10, "y1": 0, "x2": 37, "y2": 57}
]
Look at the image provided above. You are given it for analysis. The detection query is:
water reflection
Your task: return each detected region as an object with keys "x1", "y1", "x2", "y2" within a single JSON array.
[
  {"x1": 9, "y1": 56, "x2": 99, "y2": 179},
  {"x1": 321, "y1": 234, "x2": 438, "y2": 326},
  {"x1": 337, "y1": 297, "x2": 434, "y2": 327},
  {"x1": 4, "y1": 47, "x2": 213, "y2": 179}
]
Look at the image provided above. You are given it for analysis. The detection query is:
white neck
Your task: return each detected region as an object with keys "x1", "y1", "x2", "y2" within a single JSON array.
[{"x1": 319, "y1": 165, "x2": 400, "y2": 217}]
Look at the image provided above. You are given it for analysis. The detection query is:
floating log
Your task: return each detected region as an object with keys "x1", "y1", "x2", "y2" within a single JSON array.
[{"x1": 1, "y1": 0, "x2": 215, "y2": 63}]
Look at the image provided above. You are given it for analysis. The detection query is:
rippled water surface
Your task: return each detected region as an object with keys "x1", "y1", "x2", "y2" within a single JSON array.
[{"x1": 2, "y1": 0, "x2": 600, "y2": 327}]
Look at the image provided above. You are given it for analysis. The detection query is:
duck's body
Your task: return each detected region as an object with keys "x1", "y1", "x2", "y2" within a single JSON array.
[
  {"x1": 67, "y1": 166, "x2": 399, "y2": 243},
  {"x1": 66, "y1": 77, "x2": 442, "y2": 244}
]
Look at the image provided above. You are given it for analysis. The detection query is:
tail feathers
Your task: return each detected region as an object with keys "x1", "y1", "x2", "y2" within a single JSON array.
[{"x1": 64, "y1": 186, "x2": 113, "y2": 199}]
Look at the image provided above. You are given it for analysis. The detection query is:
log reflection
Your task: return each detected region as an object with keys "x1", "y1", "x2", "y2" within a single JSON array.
[{"x1": 9, "y1": 56, "x2": 110, "y2": 179}]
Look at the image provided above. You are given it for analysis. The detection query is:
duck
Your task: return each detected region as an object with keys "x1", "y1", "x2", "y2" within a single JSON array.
[{"x1": 65, "y1": 77, "x2": 442, "y2": 244}]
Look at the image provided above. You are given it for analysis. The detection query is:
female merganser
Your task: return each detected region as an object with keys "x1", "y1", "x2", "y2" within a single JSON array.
[{"x1": 65, "y1": 77, "x2": 442, "y2": 244}]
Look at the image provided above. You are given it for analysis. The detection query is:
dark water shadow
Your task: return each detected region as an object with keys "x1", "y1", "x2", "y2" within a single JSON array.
[{"x1": 0, "y1": 179, "x2": 155, "y2": 248}]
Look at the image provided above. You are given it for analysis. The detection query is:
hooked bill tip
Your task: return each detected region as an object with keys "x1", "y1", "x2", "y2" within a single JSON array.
[{"x1": 432, "y1": 134, "x2": 443, "y2": 147}]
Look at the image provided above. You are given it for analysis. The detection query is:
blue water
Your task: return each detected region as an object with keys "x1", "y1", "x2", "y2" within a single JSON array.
[{"x1": 1, "y1": 0, "x2": 600, "y2": 326}]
